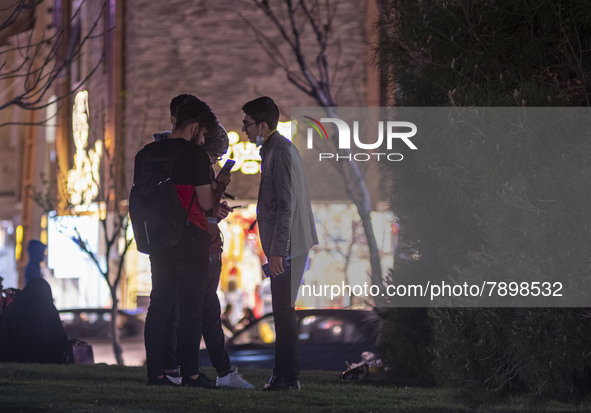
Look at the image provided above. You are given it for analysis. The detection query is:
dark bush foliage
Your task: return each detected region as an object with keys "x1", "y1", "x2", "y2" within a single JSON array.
[{"x1": 375, "y1": 0, "x2": 591, "y2": 399}]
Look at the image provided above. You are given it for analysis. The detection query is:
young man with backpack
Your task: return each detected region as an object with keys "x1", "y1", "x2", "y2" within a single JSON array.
[
  {"x1": 152, "y1": 112, "x2": 254, "y2": 389},
  {"x1": 131, "y1": 96, "x2": 229, "y2": 387}
]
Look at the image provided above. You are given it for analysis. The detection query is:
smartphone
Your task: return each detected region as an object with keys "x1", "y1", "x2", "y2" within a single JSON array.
[
  {"x1": 217, "y1": 159, "x2": 235, "y2": 179},
  {"x1": 262, "y1": 258, "x2": 291, "y2": 277}
]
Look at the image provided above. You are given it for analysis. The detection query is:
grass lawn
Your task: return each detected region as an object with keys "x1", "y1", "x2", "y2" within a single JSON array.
[{"x1": 0, "y1": 363, "x2": 590, "y2": 412}]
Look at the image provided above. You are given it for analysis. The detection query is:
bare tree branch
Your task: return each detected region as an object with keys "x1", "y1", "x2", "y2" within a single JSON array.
[
  {"x1": 238, "y1": 12, "x2": 292, "y2": 70},
  {"x1": 239, "y1": 11, "x2": 316, "y2": 96},
  {"x1": 0, "y1": 0, "x2": 36, "y2": 33},
  {"x1": 251, "y1": 0, "x2": 335, "y2": 106},
  {"x1": 247, "y1": 0, "x2": 385, "y2": 291},
  {"x1": 0, "y1": 0, "x2": 106, "y2": 116},
  {"x1": 300, "y1": 0, "x2": 330, "y2": 90}
]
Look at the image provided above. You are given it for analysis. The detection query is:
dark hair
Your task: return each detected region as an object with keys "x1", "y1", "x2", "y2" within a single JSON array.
[
  {"x1": 175, "y1": 96, "x2": 218, "y2": 132},
  {"x1": 241, "y1": 96, "x2": 280, "y2": 130},
  {"x1": 169, "y1": 94, "x2": 194, "y2": 117},
  {"x1": 204, "y1": 124, "x2": 230, "y2": 155}
]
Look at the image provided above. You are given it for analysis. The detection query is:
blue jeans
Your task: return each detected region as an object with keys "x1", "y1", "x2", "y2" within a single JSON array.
[{"x1": 144, "y1": 225, "x2": 210, "y2": 378}]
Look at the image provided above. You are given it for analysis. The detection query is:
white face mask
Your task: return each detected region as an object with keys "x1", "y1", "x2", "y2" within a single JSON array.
[{"x1": 255, "y1": 126, "x2": 265, "y2": 147}]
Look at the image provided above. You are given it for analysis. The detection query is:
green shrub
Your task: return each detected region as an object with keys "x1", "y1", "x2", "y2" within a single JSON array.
[
  {"x1": 430, "y1": 307, "x2": 591, "y2": 400},
  {"x1": 376, "y1": 306, "x2": 434, "y2": 386}
]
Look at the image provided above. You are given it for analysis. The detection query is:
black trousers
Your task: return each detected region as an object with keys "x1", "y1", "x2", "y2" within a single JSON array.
[
  {"x1": 201, "y1": 256, "x2": 232, "y2": 374},
  {"x1": 270, "y1": 253, "x2": 308, "y2": 380},
  {"x1": 144, "y1": 225, "x2": 210, "y2": 378},
  {"x1": 161, "y1": 256, "x2": 232, "y2": 375}
]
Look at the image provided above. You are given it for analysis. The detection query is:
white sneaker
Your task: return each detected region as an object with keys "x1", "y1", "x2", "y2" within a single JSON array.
[
  {"x1": 164, "y1": 369, "x2": 182, "y2": 386},
  {"x1": 216, "y1": 367, "x2": 255, "y2": 389}
]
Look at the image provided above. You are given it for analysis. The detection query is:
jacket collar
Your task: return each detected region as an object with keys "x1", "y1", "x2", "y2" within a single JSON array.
[{"x1": 259, "y1": 130, "x2": 281, "y2": 158}]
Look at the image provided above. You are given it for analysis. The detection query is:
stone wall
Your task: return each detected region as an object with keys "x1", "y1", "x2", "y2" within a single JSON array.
[{"x1": 122, "y1": 0, "x2": 369, "y2": 200}]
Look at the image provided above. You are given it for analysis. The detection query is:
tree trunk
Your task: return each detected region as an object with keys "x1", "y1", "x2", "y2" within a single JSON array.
[
  {"x1": 325, "y1": 107, "x2": 383, "y2": 288},
  {"x1": 110, "y1": 290, "x2": 124, "y2": 365},
  {"x1": 337, "y1": 159, "x2": 383, "y2": 288}
]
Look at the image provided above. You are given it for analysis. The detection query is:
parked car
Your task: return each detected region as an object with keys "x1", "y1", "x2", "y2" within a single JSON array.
[
  {"x1": 58, "y1": 308, "x2": 146, "y2": 365},
  {"x1": 199, "y1": 308, "x2": 379, "y2": 372}
]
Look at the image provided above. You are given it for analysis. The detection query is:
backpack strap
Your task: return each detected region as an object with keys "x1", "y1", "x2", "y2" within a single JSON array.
[
  {"x1": 185, "y1": 189, "x2": 196, "y2": 226},
  {"x1": 169, "y1": 143, "x2": 198, "y2": 228}
]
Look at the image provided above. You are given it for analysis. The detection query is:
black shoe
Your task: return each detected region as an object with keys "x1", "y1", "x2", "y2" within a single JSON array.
[
  {"x1": 146, "y1": 375, "x2": 180, "y2": 387},
  {"x1": 263, "y1": 375, "x2": 284, "y2": 390},
  {"x1": 264, "y1": 376, "x2": 301, "y2": 391},
  {"x1": 182, "y1": 372, "x2": 218, "y2": 389}
]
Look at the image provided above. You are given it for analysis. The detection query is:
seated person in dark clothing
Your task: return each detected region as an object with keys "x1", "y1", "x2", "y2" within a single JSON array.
[
  {"x1": 0, "y1": 277, "x2": 68, "y2": 363},
  {"x1": 24, "y1": 240, "x2": 47, "y2": 286}
]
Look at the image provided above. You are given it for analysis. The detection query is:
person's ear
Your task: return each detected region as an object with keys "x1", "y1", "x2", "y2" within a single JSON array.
[
  {"x1": 191, "y1": 122, "x2": 201, "y2": 136},
  {"x1": 170, "y1": 116, "x2": 176, "y2": 129}
]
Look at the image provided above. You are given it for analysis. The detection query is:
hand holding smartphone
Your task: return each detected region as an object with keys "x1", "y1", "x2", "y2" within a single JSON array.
[
  {"x1": 262, "y1": 258, "x2": 291, "y2": 278},
  {"x1": 217, "y1": 159, "x2": 235, "y2": 179}
]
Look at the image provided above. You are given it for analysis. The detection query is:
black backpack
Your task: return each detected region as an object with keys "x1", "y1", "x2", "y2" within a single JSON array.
[{"x1": 129, "y1": 142, "x2": 195, "y2": 254}]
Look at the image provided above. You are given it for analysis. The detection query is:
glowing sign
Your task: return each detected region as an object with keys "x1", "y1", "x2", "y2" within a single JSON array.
[
  {"x1": 218, "y1": 131, "x2": 260, "y2": 175},
  {"x1": 220, "y1": 121, "x2": 296, "y2": 175},
  {"x1": 67, "y1": 91, "x2": 103, "y2": 207}
]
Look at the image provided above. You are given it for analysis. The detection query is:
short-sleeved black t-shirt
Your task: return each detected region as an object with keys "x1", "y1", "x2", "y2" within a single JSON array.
[
  {"x1": 133, "y1": 137, "x2": 211, "y2": 230},
  {"x1": 171, "y1": 143, "x2": 211, "y2": 186},
  {"x1": 133, "y1": 138, "x2": 210, "y2": 185}
]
